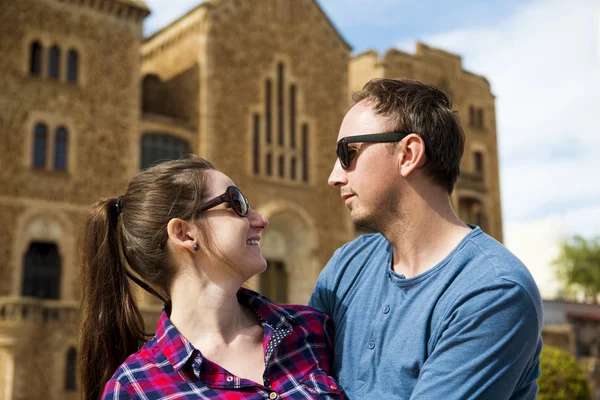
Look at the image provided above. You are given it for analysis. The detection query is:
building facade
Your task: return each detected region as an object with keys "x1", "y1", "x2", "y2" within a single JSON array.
[{"x1": 0, "y1": 0, "x2": 503, "y2": 398}]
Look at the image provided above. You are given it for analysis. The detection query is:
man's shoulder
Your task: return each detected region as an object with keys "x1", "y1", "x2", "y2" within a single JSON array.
[{"x1": 462, "y1": 229, "x2": 542, "y2": 310}]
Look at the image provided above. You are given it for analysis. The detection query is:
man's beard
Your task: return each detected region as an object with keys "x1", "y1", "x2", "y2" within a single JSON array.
[{"x1": 351, "y1": 187, "x2": 403, "y2": 233}]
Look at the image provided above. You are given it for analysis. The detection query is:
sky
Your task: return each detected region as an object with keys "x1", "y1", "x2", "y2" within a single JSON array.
[{"x1": 142, "y1": 0, "x2": 600, "y2": 298}]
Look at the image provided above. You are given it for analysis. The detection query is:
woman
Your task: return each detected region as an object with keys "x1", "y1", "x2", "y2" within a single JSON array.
[{"x1": 78, "y1": 156, "x2": 344, "y2": 399}]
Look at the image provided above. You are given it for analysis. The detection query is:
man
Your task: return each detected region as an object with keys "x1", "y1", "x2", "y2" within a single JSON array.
[{"x1": 310, "y1": 78, "x2": 543, "y2": 399}]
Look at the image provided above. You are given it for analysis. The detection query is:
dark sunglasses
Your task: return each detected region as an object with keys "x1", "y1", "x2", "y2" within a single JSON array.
[
  {"x1": 336, "y1": 132, "x2": 410, "y2": 170},
  {"x1": 198, "y1": 186, "x2": 249, "y2": 217}
]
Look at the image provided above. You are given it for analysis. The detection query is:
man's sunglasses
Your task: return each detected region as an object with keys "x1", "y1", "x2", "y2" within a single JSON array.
[
  {"x1": 336, "y1": 132, "x2": 410, "y2": 170},
  {"x1": 198, "y1": 186, "x2": 249, "y2": 217}
]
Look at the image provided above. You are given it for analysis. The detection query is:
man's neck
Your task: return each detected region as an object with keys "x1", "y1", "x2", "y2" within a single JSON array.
[{"x1": 383, "y1": 192, "x2": 471, "y2": 279}]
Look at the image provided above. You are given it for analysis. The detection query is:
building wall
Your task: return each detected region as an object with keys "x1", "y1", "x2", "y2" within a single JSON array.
[
  {"x1": 349, "y1": 43, "x2": 504, "y2": 242},
  {"x1": 0, "y1": 0, "x2": 148, "y2": 398},
  {"x1": 200, "y1": 0, "x2": 353, "y2": 303}
]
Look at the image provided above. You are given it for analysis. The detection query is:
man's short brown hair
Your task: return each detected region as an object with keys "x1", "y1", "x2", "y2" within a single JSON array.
[{"x1": 353, "y1": 78, "x2": 465, "y2": 194}]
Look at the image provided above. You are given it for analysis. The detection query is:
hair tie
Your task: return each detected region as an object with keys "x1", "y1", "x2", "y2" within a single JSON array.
[{"x1": 115, "y1": 196, "x2": 124, "y2": 215}]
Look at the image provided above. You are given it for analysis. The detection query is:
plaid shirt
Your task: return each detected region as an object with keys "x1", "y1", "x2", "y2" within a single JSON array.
[{"x1": 102, "y1": 288, "x2": 345, "y2": 399}]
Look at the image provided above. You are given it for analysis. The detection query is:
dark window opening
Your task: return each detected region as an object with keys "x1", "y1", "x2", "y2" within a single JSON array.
[
  {"x1": 30, "y1": 42, "x2": 43, "y2": 76},
  {"x1": 33, "y1": 123, "x2": 48, "y2": 168},
  {"x1": 22, "y1": 242, "x2": 61, "y2": 300},
  {"x1": 48, "y1": 46, "x2": 61, "y2": 80},
  {"x1": 140, "y1": 133, "x2": 190, "y2": 170},
  {"x1": 253, "y1": 114, "x2": 260, "y2": 175},
  {"x1": 67, "y1": 50, "x2": 79, "y2": 83},
  {"x1": 54, "y1": 127, "x2": 68, "y2": 170},
  {"x1": 260, "y1": 260, "x2": 288, "y2": 303},
  {"x1": 65, "y1": 347, "x2": 77, "y2": 391}
]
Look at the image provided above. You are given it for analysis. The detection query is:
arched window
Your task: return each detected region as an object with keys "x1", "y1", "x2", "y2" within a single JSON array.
[
  {"x1": 65, "y1": 347, "x2": 77, "y2": 391},
  {"x1": 140, "y1": 133, "x2": 190, "y2": 170},
  {"x1": 30, "y1": 41, "x2": 43, "y2": 76},
  {"x1": 22, "y1": 242, "x2": 61, "y2": 300},
  {"x1": 260, "y1": 260, "x2": 288, "y2": 303},
  {"x1": 48, "y1": 46, "x2": 61, "y2": 80},
  {"x1": 54, "y1": 127, "x2": 68, "y2": 170},
  {"x1": 67, "y1": 49, "x2": 78, "y2": 83},
  {"x1": 32, "y1": 123, "x2": 48, "y2": 168}
]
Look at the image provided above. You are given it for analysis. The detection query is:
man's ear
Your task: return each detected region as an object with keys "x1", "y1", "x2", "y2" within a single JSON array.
[
  {"x1": 397, "y1": 134, "x2": 427, "y2": 178},
  {"x1": 166, "y1": 218, "x2": 198, "y2": 254}
]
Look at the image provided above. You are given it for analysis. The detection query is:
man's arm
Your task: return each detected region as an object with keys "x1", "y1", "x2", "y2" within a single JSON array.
[
  {"x1": 309, "y1": 247, "x2": 343, "y2": 318},
  {"x1": 410, "y1": 280, "x2": 542, "y2": 400}
]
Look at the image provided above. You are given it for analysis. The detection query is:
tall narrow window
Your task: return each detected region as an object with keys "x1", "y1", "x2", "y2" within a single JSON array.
[
  {"x1": 265, "y1": 79, "x2": 272, "y2": 144},
  {"x1": 30, "y1": 41, "x2": 42, "y2": 76},
  {"x1": 469, "y1": 106, "x2": 475, "y2": 128},
  {"x1": 477, "y1": 109, "x2": 484, "y2": 129},
  {"x1": 54, "y1": 127, "x2": 68, "y2": 170},
  {"x1": 32, "y1": 123, "x2": 47, "y2": 168},
  {"x1": 266, "y1": 152, "x2": 273, "y2": 176},
  {"x1": 67, "y1": 49, "x2": 79, "y2": 83},
  {"x1": 473, "y1": 151, "x2": 483, "y2": 175},
  {"x1": 277, "y1": 63, "x2": 285, "y2": 147},
  {"x1": 289, "y1": 85, "x2": 296, "y2": 149},
  {"x1": 302, "y1": 124, "x2": 309, "y2": 182},
  {"x1": 253, "y1": 114, "x2": 261, "y2": 175},
  {"x1": 290, "y1": 156, "x2": 297, "y2": 180},
  {"x1": 22, "y1": 242, "x2": 61, "y2": 300},
  {"x1": 48, "y1": 46, "x2": 61, "y2": 80},
  {"x1": 260, "y1": 260, "x2": 288, "y2": 303},
  {"x1": 65, "y1": 348, "x2": 77, "y2": 391},
  {"x1": 140, "y1": 133, "x2": 190, "y2": 170},
  {"x1": 278, "y1": 155, "x2": 285, "y2": 178}
]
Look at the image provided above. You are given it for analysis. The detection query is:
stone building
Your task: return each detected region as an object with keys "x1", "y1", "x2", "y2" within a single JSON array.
[
  {"x1": 0, "y1": 0, "x2": 503, "y2": 398},
  {"x1": 350, "y1": 44, "x2": 503, "y2": 241}
]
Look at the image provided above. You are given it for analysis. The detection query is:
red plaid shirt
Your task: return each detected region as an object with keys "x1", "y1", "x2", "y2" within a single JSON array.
[{"x1": 102, "y1": 288, "x2": 345, "y2": 399}]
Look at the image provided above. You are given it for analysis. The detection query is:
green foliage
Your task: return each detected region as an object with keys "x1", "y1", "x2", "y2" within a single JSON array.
[
  {"x1": 553, "y1": 235, "x2": 600, "y2": 303},
  {"x1": 538, "y1": 346, "x2": 591, "y2": 400}
]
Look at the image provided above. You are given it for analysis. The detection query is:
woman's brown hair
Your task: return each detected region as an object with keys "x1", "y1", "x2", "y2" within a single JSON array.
[{"x1": 77, "y1": 156, "x2": 215, "y2": 399}]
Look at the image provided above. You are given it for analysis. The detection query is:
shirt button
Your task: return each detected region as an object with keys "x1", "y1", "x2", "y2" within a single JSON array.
[
  {"x1": 383, "y1": 305, "x2": 390, "y2": 314},
  {"x1": 269, "y1": 392, "x2": 279, "y2": 399},
  {"x1": 226, "y1": 376, "x2": 233, "y2": 382},
  {"x1": 368, "y1": 341, "x2": 375, "y2": 349}
]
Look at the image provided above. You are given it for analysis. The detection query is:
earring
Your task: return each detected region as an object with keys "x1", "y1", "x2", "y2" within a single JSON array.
[{"x1": 193, "y1": 243, "x2": 199, "y2": 251}]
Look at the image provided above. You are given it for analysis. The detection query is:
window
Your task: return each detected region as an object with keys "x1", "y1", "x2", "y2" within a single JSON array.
[
  {"x1": 30, "y1": 41, "x2": 42, "y2": 76},
  {"x1": 469, "y1": 106, "x2": 485, "y2": 130},
  {"x1": 140, "y1": 133, "x2": 190, "y2": 169},
  {"x1": 65, "y1": 348, "x2": 77, "y2": 391},
  {"x1": 32, "y1": 123, "x2": 47, "y2": 168},
  {"x1": 48, "y1": 46, "x2": 61, "y2": 80},
  {"x1": 67, "y1": 49, "x2": 78, "y2": 83},
  {"x1": 473, "y1": 151, "x2": 483, "y2": 175},
  {"x1": 253, "y1": 63, "x2": 310, "y2": 183},
  {"x1": 260, "y1": 260, "x2": 288, "y2": 303},
  {"x1": 54, "y1": 127, "x2": 68, "y2": 170},
  {"x1": 302, "y1": 124, "x2": 309, "y2": 182},
  {"x1": 277, "y1": 63, "x2": 285, "y2": 147},
  {"x1": 253, "y1": 114, "x2": 260, "y2": 174},
  {"x1": 22, "y1": 242, "x2": 61, "y2": 300}
]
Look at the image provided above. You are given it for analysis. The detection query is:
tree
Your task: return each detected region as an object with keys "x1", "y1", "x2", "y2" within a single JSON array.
[
  {"x1": 553, "y1": 235, "x2": 600, "y2": 304},
  {"x1": 538, "y1": 346, "x2": 591, "y2": 400}
]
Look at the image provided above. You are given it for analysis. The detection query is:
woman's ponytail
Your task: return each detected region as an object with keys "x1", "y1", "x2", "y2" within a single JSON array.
[{"x1": 77, "y1": 198, "x2": 145, "y2": 400}]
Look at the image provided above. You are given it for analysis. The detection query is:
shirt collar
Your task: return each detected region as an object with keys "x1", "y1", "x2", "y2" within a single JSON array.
[{"x1": 154, "y1": 287, "x2": 297, "y2": 372}]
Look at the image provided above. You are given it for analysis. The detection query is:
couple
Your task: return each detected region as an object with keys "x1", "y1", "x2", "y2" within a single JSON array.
[{"x1": 79, "y1": 79, "x2": 543, "y2": 399}]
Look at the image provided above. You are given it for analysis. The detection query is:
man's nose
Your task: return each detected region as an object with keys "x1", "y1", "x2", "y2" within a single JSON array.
[{"x1": 328, "y1": 158, "x2": 347, "y2": 187}]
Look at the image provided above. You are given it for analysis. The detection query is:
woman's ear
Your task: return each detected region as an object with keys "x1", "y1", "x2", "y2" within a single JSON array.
[
  {"x1": 166, "y1": 218, "x2": 199, "y2": 254},
  {"x1": 397, "y1": 134, "x2": 427, "y2": 178}
]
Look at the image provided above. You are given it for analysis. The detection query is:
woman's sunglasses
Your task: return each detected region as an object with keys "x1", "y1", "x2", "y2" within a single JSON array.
[
  {"x1": 198, "y1": 186, "x2": 249, "y2": 217},
  {"x1": 336, "y1": 132, "x2": 410, "y2": 170}
]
